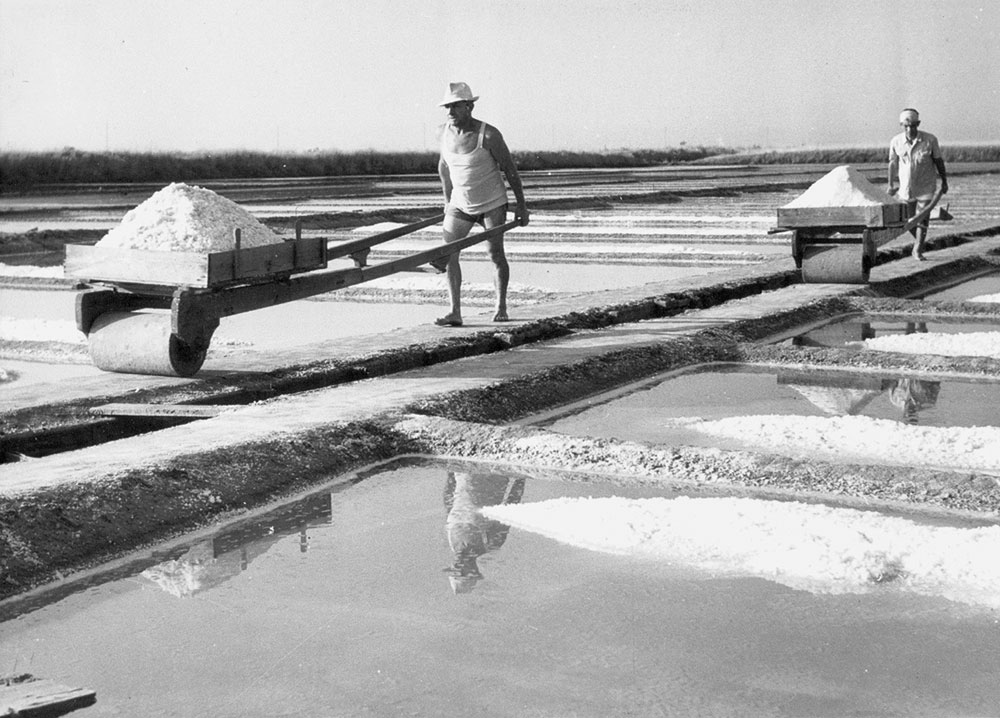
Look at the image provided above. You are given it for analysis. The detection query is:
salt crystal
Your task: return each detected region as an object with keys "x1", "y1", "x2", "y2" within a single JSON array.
[
  {"x1": 783, "y1": 165, "x2": 902, "y2": 208},
  {"x1": 96, "y1": 182, "x2": 282, "y2": 252}
]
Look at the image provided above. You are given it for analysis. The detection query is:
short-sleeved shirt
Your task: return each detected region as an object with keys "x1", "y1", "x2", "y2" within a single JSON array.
[{"x1": 888, "y1": 130, "x2": 942, "y2": 201}]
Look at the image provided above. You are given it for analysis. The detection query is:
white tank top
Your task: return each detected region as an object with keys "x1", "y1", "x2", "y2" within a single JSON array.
[{"x1": 441, "y1": 122, "x2": 507, "y2": 214}]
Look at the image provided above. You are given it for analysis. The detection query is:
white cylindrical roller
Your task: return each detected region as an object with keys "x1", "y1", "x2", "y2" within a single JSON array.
[
  {"x1": 87, "y1": 311, "x2": 209, "y2": 377},
  {"x1": 800, "y1": 245, "x2": 868, "y2": 284}
]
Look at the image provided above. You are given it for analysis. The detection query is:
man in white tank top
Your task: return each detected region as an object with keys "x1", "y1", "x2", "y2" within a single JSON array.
[{"x1": 432, "y1": 82, "x2": 528, "y2": 326}]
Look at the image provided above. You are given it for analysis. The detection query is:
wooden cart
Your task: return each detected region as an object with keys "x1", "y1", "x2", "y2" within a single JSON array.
[
  {"x1": 774, "y1": 188, "x2": 944, "y2": 284},
  {"x1": 65, "y1": 214, "x2": 517, "y2": 376}
]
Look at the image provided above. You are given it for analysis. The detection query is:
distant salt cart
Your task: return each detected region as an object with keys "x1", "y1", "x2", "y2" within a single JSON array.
[
  {"x1": 773, "y1": 166, "x2": 944, "y2": 284},
  {"x1": 66, "y1": 190, "x2": 518, "y2": 377}
]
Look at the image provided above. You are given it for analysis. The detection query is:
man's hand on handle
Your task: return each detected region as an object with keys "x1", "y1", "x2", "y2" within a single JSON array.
[{"x1": 515, "y1": 202, "x2": 529, "y2": 227}]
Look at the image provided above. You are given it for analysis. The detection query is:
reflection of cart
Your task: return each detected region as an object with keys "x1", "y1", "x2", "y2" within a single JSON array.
[
  {"x1": 774, "y1": 187, "x2": 944, "y2": 284},
  {"x1": 66, "y1": 215, "x2": 518, "y2": 376}
]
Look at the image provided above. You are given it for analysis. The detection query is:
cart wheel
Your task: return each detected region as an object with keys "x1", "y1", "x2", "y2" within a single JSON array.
[
  {"x1": 87, "y1": 311, "x2": 210, "y2": 377},
  {"x1": 800, "y1": 245, "x2": 868, "y2": 284}
]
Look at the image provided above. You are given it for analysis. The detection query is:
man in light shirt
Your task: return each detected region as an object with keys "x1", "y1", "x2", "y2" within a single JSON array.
[
  {"x1": 888, "y1": 108, "x2": 948, "y2": 260},
  {"x1": 432, "y1": 82, "x2": 528, "y2": 327}
]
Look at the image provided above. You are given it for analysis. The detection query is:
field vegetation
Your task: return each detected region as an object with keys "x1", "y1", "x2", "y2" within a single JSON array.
[
  {"x1": 0, "y1": 146, "x2": 722, "y2": 190},
  {"x1": 2, "y1": 143, "x2": 998, "y2": 190},
  {"x1": 693, "y1": 144, "x2": 1000, "y2": 166}
]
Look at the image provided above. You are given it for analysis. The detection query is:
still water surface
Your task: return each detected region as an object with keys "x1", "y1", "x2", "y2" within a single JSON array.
[{"x1": 2, "y1": 459, "x2": 998, "y2": 717}]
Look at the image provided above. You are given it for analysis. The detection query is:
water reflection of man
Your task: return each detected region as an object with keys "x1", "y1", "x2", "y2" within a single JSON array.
[
  {"x1": 889, "y1": 378, "x2": 940, "y2": 424},
  {"x1": 444, "y1": 471, "x2": 525, "y2": 593}
]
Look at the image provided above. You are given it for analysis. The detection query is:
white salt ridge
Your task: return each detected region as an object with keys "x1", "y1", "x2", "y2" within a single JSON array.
[
  {"x1": 664, "y1": 415, "x2": 1000, "y2": 473},
  {"x1": 969, "y1": 293, "x2": 1000, "y2": 304},
  {"x1": 0, "y1": 263, "x2": 64, "y2": 278},
  {"x1": 856, "y1": 331, "x2": 1000, "y2": 359},
  {"x1": 782, "y1": 165, "x2": 901, "y2": 208},
  {"x1": 0, "y1": 317, "x2": 86, "y2": 344},
  {"x1": 482, "y1": 496, "x2": 1000, "y2": 609},
  {"x1": 96, "y1": 182, "x2": 282, "y2": 252}
]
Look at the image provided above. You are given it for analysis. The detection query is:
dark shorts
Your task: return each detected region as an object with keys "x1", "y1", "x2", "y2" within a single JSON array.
[{"x1": 446, "y1": 203, "x2": 508, "y2": 227}]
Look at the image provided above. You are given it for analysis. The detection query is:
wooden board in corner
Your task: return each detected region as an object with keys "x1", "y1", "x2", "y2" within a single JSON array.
[
  {"x1": 776, "y1": 202, "x2": 911, "y2": 229},
  {"x1": 64, "y1": 236, "x2": 327, "y2": 289},
  {"x1": 0, "y1": 674, "x2": 97, "y2": 717}
]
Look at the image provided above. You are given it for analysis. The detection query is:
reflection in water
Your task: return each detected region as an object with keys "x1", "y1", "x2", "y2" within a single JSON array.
[
  {"x1": 777, "y1": 368, "x2": 942, "y2": 424},
  {"x1": 792, "y1": 319, "x2": 875, "y2": 347},
  {"x1": 889, "y1": 378, "x2": 940, "y2": 424},
  {"x1": 444, "y1": 471, "x2": 525, "y2": 594},
  {"x1": 793, "y1": 318, "x2": 933, "y2": 349},
  {"x1": 141, "y1": 492, "x2": 333, "y2": 597},
  {"x1": 777, "y1": 369, "x2": 885, "y2": 416}
]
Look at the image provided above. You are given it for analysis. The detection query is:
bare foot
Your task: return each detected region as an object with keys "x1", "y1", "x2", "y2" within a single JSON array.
[
  {"x1": 493, "y1": 310, "x2": 509, "y2": 322},
  {"x1": 434, "y1": 314, "x2": 463, "y2": 327}
]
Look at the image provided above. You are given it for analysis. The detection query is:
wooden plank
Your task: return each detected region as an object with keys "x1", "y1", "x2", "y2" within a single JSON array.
[
  {"x1": 206, "y1": 237, "x2": 327, "y2": 286},
  {"x1": 65, "y1": 244, "x2": 209, "y2": 286},
  {"x1": 0, "y1": 676, "x2": 96, "y2": 717},
  {"x1": 776, "y1": 203, "x2": 906, "y2": 229},
  {"x1": 90, "y1": 403, "x2": 229, "y2": 418},
  {"x1": 65, "y1": 238, "x2": 326, "y2": 289}
]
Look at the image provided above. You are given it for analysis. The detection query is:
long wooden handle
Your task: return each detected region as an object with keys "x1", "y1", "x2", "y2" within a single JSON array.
[
  {"x1": 903, "y1": 187, "x2": 946, "y2": 232},
  {"x1": 326, "y1": 213, "x2": 446, "y2": 260},
  {"x1": 358, "y1": 219, "x2": 522, "y2": 282}
]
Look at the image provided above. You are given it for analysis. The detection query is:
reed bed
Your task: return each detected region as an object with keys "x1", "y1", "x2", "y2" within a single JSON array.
[{"x1": 3, "y1": 144, "x2": 997, "y2": 190}]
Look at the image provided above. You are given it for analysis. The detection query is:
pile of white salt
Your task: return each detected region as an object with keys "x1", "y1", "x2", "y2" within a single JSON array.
[
  {"x1": 783, "y1": 165, "x2": 902, "y2": 208},
  {"x1": 96, "y1": 182, "x2": 282, "y2": 252},
  {"x1": 482, "y1": 496, "x2": 1000, "y2": 608}
]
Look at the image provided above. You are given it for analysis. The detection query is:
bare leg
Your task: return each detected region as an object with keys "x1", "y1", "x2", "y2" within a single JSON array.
[
  {"x1": 482, "y1": 205, "x2": 510, "y2": 321},
  {"x1": 911, "y1": 199, "x2": 929, "y2": 260},
  {"x1": 912, "y1": 225, "x2": 927, "y2": 259},
  {"x1": 438, "y1": 213, "x2": 474, "y2": 325}
]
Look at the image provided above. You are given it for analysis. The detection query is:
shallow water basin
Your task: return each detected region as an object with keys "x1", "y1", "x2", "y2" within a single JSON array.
[
  {"x1": 2, "y1": 458, "x2": 998, "y2": 717},
  {"x1": 783, "y1": 313, "x2": 1000, "y2": 349},
  {"x1": 533, "y1": 362, "x2": 1000, "y2": 471},
  {"x1": 920, "y1": 271, "x2": 1000, "y2": 303}
]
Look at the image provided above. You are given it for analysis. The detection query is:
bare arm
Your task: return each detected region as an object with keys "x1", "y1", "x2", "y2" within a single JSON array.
[
  {"x1": 438, "y1": 156, "x2": 453, "y2": 205},
  {"x1": 887, "y1": 146, "x2": 899, "y2": 196},
  {"x1": 934, "y1": 156, "x2": 949, "y2": 194},
  {"x1": 484, "y1": 125, "x2": 529, "y2": 226}
]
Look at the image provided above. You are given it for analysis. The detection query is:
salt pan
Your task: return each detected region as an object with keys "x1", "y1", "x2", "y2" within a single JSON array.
[
  {"x1": 783, "y1": 165, "x2": 901, "y2": 208},
  {"x1": 96, "y1": 182, "x2": 282, "y2": 252}
]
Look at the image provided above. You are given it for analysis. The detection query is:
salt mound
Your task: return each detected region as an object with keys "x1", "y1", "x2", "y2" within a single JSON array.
[
  {"x1": 858, "y1": 331, "x2": 1000, "y2": 359},
  {"x1": 97, "y1": 182, "x2": 282, "y2": 252},
  {"x1": 482, "y1": 496, "x2": 1000, "y2": 608},
  {"x1": 783, "y1": 165, "x2": 901, "y2": 208}
]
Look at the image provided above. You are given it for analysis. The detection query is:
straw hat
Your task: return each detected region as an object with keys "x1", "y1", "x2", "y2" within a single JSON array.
[{"x1": 439, "y1": 82, "x2": 479, "y2": 106}]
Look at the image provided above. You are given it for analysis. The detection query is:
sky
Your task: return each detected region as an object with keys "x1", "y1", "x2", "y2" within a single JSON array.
[{"x1": 1, "y1": 0, "x2": 998, "y2": 154}]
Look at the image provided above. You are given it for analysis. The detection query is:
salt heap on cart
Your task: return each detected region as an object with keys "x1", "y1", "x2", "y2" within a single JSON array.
[
  {"x1": 782, "y1": 165, "x2": 901, "y2": 208},
  {"x1": 97, "y1": 182, "x2": 282, "y2": 252}
]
